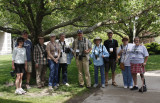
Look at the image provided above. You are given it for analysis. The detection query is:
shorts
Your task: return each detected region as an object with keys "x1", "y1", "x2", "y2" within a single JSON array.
[
  {"x1": 27, "y1": 61, "x2": 32, "y2": 73},
  {"x1": 131, "y1": 63, "x2": 145, "y2": 74},
  {"x1": 14, "y1": 63, "x2": 25, "y2": 73},
  {"x1": 105, "y1": 59, "x2": 116, "y2": 72}
]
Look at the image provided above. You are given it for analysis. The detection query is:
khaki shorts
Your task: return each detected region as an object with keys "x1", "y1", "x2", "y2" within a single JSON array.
[{"x1": 27, "y1": 62, "x2": 32, "y2": 73}]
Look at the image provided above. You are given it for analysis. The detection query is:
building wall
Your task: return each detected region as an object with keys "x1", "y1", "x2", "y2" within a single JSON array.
[{"x1": 0, "y1": 32, "x2": 12, "y2": 55}]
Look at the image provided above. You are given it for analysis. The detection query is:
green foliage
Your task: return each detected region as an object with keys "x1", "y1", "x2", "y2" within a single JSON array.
[{"x1": 145, "y1": 42, "x2": 160, "y2": 55}]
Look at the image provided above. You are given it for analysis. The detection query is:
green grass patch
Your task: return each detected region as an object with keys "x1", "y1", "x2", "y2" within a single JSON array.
[{"x1": 0, "y1": 54, "x2": 160, "y2": 103}]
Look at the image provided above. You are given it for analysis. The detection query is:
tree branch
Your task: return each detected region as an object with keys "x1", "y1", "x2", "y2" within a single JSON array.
[{"x1": 0, "y1": 26, "x2": 21, "y2": 34}]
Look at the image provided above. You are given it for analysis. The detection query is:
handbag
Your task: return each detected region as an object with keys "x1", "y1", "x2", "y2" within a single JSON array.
[
  {"x1": 102, "y1": 45, "x2": 109, "y2": 63},
  {"x1": 120, "y1": 63, "x2": 125, "y2": 70}
]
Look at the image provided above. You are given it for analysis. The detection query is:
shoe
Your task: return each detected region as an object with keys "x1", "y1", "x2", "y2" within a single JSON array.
[
  {"x1": 105, "y1": 82, "x2": 108, "y2": 86},
  {"x1": 139, "y1": 85, "x2": 147, "y2": 92},
  {"x1": 48, "y1": 86, "x2": 53, "y2": 90},
  {"x1": 124, "y1": 86, "x2": 127, "y2": 89},
  {"x1": 54, "y1": 86, "x2": 58, "y2": 90},
  {"x1": 37, "y1": 85, "x2": 42, "y2": 89},
  {"x1": 102, "y1": 84, "x2": 105, "y2": 88},
  {"x1": 79, "y1": 85, "x2": 84, "y2": 88},
  {"x1": 64, "y1": 83, "x2": 70, "y2": 86},
  {"x1": 19, "y1": 88, "x2": 26, "y2": 94},
  {"x1": 15, "y1": 89, "x2": 23, "y2": 95},
  {"x1": 130, "y1": 86, "x2": 138, "y2": 90},
  {"x1": 129, "y1": 86, "x2": 133, "y2": 89},
  {"x1": 26, "y1": 84, "x2": 31, "y2": 89},
  {"x1": 56, "y1": 84, "x2": 60, "y2": 87},
  {"x1": 112, "y1": 82, "x2": 118, "y2": 86},
  {"x1": 93, "y1": 84, "x2": 98, "y2": 88},
  {"x1": 48, "y1": 86, "x2": 53, "y2": 95},
  {"x1": 86, "y1": 86, "x2": 91, "y2": 89}
]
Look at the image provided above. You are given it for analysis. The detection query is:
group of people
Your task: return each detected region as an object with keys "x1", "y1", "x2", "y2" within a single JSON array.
[{"x1": 12, "y1": 30, "x2": 149, "y2": 95}]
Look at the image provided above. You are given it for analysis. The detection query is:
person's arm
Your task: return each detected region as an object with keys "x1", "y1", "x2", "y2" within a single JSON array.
[
  {"x1": 46, "y1": 43, "x2": 56, "y2": 62},
  {"x1": 24, "y1": 50, "x2": 27, "y2": 71},
  {"x1": 117, "y1": 46, "x2": 123, "y2": 56},
  {"x1": 142, "y1": 46, "x2": 149, "y2": 66},
  {"x1": 33, "y1": 45, "x2": 38, "y2": 68},
  {"x1": 12, "y1": 48, "x2": 17, "y2": 70},
  {"x1": 90, "y1": 47, "x2": 94, "y2": 59},
  {"x1": 116, "y1": 40, "x2": 119, "y2": 62},
  {"x1": 102, "y1": 46, "x2": 109, "y2": 57},
  {"x1": 85, "y1": 40, "x2": 92, "y2": 53}
]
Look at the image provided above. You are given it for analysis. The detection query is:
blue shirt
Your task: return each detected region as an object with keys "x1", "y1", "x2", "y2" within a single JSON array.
[
  {"x1": 16, "y1": 39, "x2": 32, "y2": 62},
  {"x1": 90, "y1": 45, "x2": 109, "y2": 66}
]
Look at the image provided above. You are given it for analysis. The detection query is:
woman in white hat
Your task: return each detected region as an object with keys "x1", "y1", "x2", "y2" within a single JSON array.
[{"x1": 90, "y1": 37, "x2": 109, "y2": 88}]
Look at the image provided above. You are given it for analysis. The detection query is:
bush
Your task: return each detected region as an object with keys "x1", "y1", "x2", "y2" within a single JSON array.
[{"x1": 145, "y1": 42, "x2": 160, "y2": 55}]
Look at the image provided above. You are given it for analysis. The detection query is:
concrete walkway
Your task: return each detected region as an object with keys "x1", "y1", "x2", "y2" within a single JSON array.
[{"x1": 83, "y1": 70, "x2": 160, "y2": 103}]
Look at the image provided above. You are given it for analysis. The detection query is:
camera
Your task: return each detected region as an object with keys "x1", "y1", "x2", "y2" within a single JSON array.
[
  {"x1": 79, "y1": 55, "x2": 83, "y2": 61},
  {"x1": 43, "y1": 51, "x2": 47, "y2": 58},
  {"x1": 95, "y1": 55, "x2": 99, "y2": 60},
  {"x1": 10, "y1": 70, "x2": 16, "y2": 77},
  {"x1": 65, "y1": 47, "x2": 71, "y2": 53}
]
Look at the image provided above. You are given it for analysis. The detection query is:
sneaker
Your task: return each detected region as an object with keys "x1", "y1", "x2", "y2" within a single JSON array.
[
  {"x1": 129, "y1": 86, "x2": 133, "y2": 89},
  {"x1": 124, "y1": 86, "x2": 128, "y2": 89},
  {"x1": 26, "y1": 84, "x2": 31, "y2": 89},
  {"x1": 79, "y1": 85, "x2": 84, "y2": 88},
  {"x1": 19, "y1": 88, "x2": 26, "y2": 94},
  {"x1": 139, "y1": 85, "x2": 147, "y2": 92},
  {"x1": 54, "y1": 86, "x2": 58, "y2": 90},
  {"x1": 56, "y1": 84, "x2": 60, "y2": 87},
  {"x1": 48, "y1": 86, "x2": 53, "y2": 95},
  {"x1": 48, "y1": 86, "x2": 53, "y2": 90},
  {"x1": 102, "y1": 84, "x2": 105, "y2": 88},
  {"x1": 15, "y1": 89, "x2": 23, "y2": 95},
  {"x1": 65, "y1": 83, "x2": 70, "y2": 86},
  {"x1": 130, "y1": 86, "x2": 138, "y2": 90},
  {"x1": 93, "y1": 84, "x2": 98, "y2": 88}
]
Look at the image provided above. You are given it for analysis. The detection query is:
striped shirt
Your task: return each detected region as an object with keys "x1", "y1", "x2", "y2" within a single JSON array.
[{"x1": 33, "y1": 44, "x2": 47, "y2": 65}]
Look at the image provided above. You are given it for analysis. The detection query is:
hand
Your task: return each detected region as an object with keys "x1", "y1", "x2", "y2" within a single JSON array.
[
  {"x1": 12, "y1": 65, "x2": 15, "y2": 70},
  {"x1": 120, "y1": 50, "x2": 124, "y2": 54},
  {"x1": 102, "y1": 55, "x2": 104, "y2": 58},
  {"x1": 142, "y1": 63, "x2": 146, "y2": 67},
  {"x1": 54, "y1": 58, "x2": 59, "y2": 63},
  {"x1": 84, "y1": 50, "x2": 90, "y2": 54},
  {"x1": 25, "y1": 65, "x2": 27, "y2": 71},
  {"x1": 35, "y1": 64, "x2": 38, "y2": 68},
  {"x1": 116, "y1": 58, "x2": 118, "y2": 63}
]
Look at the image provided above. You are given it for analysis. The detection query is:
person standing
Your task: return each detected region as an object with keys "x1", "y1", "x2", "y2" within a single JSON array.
[
  {"x1": 57, "y1": 33, "x2": 70, "y2": 86},
  {"x1": 117, "y1": 37, "x2": 133, "y2": 89},
  {"x1": 72, "y1": 30, "x2": 92, "y2": 88},
  {"x1": 12, "y1": 37, "x2": 27, "y2": 94},
  {"x1": 130, "y1": 37, "x2": 149, "y2": 92},
  {"x1": 90, "y1": 37, "x2": 109, "y2": 88},
  {"x1": 33, "y1": 36, "x2": 47, "y2": 88},
  {"x1": 46, "y1": 34, "x2": 61, "y2": 90},
  {"x1": 20, "y1": 30, "x2": 33, "y2": 89},
  {"x1": 104, "y1": 31, "x2": 118, "y2": 86}
]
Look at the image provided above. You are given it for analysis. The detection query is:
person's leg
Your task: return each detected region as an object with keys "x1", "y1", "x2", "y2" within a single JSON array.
[
  {"x1": 19, "y1": 73, "x2": 23, "y2": 88},
  {"x1": 105, "y1": 62, "x2": 110, "y2": 86},
  {"x1": 16, "y1": 74, "x2": 21, "y2": 89},
  {"x1": 41, "y1": 64, "x2": 47, "y2": 86},
  {"x1": 76, "y1": 58, "x2": 84, "y2": 86},
  {"x1": 57, "y1": 64, "x2": 62, "y2": 84},
  {"x1": 94, "y1": 65, "x2": 99, "y2": 84},
  {"x1": 100, "y1": 65, "x2": 105, "y2": 85},
  {"x1": 122, "y1": 66, "x2": 128, "y2": 87},
  {"x1": 83, "y1": 57, "x2": 91, "y2": 87},
  {"x1": 48, "y1": 60, "x2": 55, "y2": 87},
  {"x1": 111, "y1": 59, "x2": 117, "y2": 86},
  {"x1": 36, "y1": 64, "x2": 42, "y2": 87},
  {"x1": 127, "y1": 66, "x2": 133, "y2": 87},
  {"x1": 132, "y1": 73, "x2": 137, "y2": 86},
  {"x1": 62, "y1": 63, "x2": 68, "y2": 84},
  {"x1": 26, "y1": 62, "x2": 32, "y2": 88},
  {"x1": 53, "y1": 63, "x2": 59, "y2": 87}
]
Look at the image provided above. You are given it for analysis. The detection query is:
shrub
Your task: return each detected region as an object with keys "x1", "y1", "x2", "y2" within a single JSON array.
[{"x1": 145, "y1": 42, "x2": 160, "y2": 55}]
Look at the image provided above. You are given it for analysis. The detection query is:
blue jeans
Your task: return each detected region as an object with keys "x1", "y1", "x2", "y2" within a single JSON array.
[
  {"x1": 122, "y1": 66, "x2": 133, "y2": 87},
  {"x1": 94, "y1": 65, "x2": 105, "y2": 85},
  {"x1": 48, "y1": 59, "x2": 59, "y2": 86},
  {"x1": 58, "y1": 63, "x2": 68, "y2": 84}
]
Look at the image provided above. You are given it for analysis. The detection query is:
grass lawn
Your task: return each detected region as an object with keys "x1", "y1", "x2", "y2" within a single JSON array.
[{"x1": 0, "y1": 54, "x2": 160, "y2": 103}]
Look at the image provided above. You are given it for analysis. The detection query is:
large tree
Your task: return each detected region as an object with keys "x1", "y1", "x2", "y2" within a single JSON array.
[{"x1": 0, "y1": 0, "x2": 160, "y2": 43}]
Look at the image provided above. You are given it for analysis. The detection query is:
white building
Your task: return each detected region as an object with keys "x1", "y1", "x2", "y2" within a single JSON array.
[{"x1": 0, "y1": 31, "x2": 12, "y2": 55}]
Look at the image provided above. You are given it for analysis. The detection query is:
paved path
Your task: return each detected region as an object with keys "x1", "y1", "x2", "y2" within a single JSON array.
[{"x1": 83, "y1": 70, "x2": 160, "y2": 103}]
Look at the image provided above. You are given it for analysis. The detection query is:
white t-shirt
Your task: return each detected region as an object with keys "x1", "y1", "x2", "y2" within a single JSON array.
[
  {"x1": 117, "y1": 43, "x2": 134, "y2": 66},
  {"x1": 130, "y1": 45, "x2": 149, "y2": 64},
  {"x1": 12, "y1": 47, "x2": 27, "y2": 64},
  {"x1": 58, "y1": 41, "x2": 67, "y2": 63}
]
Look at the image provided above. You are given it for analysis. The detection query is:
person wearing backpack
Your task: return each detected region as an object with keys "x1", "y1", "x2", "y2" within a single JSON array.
[
  {"x1": 33, "y1": 36, "x2": 47, "y2": 88},
  {"x1": 72, "y1": 30, "x2": 92, "y2": 88},
  {"x1": 117, "y1": 37, "x2": 134, "y2": 89},
  {"x1": 90, "y1": 37, "x2": 109, "y2": 88}
]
